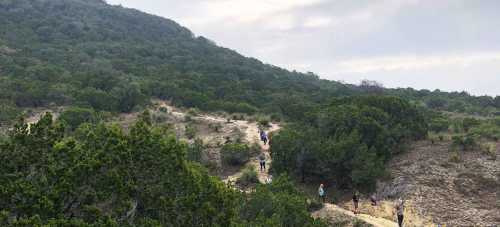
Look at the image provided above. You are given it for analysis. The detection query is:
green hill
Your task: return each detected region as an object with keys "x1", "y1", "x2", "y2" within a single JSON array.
[{"x1": 1, "y1": 0, "x2": 497, "y2": 127}]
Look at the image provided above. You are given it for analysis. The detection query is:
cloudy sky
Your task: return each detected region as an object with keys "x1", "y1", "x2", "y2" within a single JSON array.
[{"x1": 106, "y1": 0, "x2": 500, "y2": 96}]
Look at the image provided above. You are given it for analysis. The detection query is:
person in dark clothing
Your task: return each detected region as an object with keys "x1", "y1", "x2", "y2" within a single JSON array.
[
  {"x1": 259, "y1": 155, "x2": 266, "y2": 171},
  {"x1": 352, "y1": 191, "x2": 359, "y2": 214},
  {"x1": 261, "y1": 131, "x2": 268, "y2": 145},
  {"x1": 370, "y1": 194, "x2": 377, "y2": 206},
  {"x1": 395, "y1": 198, "x2": 405, "y2": 227}
]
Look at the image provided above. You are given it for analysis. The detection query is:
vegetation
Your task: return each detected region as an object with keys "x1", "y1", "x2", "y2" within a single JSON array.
[
  {"x1": 237, "y1": 166, "x2": 259, "y2": 187},
  {"x1": 0, "y1": 112, "x2": 324, "y2": 226},
  {"x1": 58, "y1": 107, "x2": 97, "y2": 130},
  {"x1": 221, "y1": 143, "x2": 250, "y2": 166},
  {"x1": 0, "y1": 0, "x2": 498, "y2": 225},
  {"x1": 184, "y1": 124, "x2": 197, "y2": 139},
  {"x1": 186, "y1": 138, "x2": 204, "y2": 162},
  {"x1": 270, "y1": 96, "x2": 427, "y2": 191},
  {"x1": 1, "y1": 0, "x2": 499, "y2": 129}
]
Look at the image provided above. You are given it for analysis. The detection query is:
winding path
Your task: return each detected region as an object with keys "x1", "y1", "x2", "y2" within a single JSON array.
[
  {"x1": 313, "y1": 203, "x2": 398, "y2": 227},
  {"x1": 224, "y1": 122, "x2": 280, "y2": 184},
  {"x1": 226, "y1": 120, "x2": 398, "y2": 227},
  {"x1": 157, "y1": 101, "x2": 398, "y2": 226}
]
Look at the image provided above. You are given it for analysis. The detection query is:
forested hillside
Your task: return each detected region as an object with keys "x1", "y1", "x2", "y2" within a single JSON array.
[
  {"x1": 0, "y1": 0, "x2": 498, "y2": 226},
  {"x1": 0, "y1": 0, "x2": 499, "y2": 127}
]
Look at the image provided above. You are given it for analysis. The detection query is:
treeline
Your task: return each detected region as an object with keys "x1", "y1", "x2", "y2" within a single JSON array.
[
  {"x1": 389, "y1": 87, "x2": 500, "y2": 116},
  {"x1": 270, "y1": 96, "x2": 428, "y2": 191},
  {"x1": 0, "y1": 112, "x2": 325, "y2": 226}
]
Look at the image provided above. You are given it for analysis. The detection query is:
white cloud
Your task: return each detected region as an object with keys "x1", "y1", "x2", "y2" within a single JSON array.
[
  {"x1": 330, "y1": 52, "x2": 500, "y2": 74},
  {"x1": 303, "y1": 16, "x2": 334, "y2": 28},
  {"x1": 181, "y1": 0, "x2": 326, "y2": 26}
]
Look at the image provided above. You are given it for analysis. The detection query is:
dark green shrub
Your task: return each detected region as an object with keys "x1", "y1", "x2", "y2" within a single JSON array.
[
  {"x1": 429, "y1": 118, "x2": 449, "y2": 132},
  {"x1": 307, "y1": 199, "x2": 324, "y2": 212},
  {"x1": 258, "y1": 118, "x2": 270, "y2": 127},
  {"x1": 463, "y1": 135, "x2": 477, "y2": 151},
  {"x1": 221, "y1": 143, "x2": 250, "y2": 166},
  {"x1": 159, "y1": 107, "x2": 168, "y2": 113},
  {"x1": 59, "y1": 107, "x2": 96, "y2": 130},
  {"x1": 462, "y1": 117, "x2": 481, "y2": 132},
  {"x1": 185, "y1": 124, "x2": 197, "y2": 139},
  {"x1": 237, "y1": 166, "x2": 258, "y2": 186},
  {"x1": 187, "y1": 139, "x2": 204, "y2": 162}
]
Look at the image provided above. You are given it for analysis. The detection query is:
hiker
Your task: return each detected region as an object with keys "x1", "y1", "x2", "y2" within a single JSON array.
[
  {"x1": 259, "y1": 154, "x2": 266, "y2": 171},
  {"x1": 318, "y1": 184, "x2": 326, "y2": 203},
  {"x1": 395, "y1": 198, "x2": 405, "y2": 227},
  {"x1": 370, "y1": 194, "x2": 377, "y2": 206},
  {"x1": 352, "y1": 191, "x2": 359, "y2": 214},
  {"x1": 261, "y1": 131, "x2": 268, "y2": 145}
]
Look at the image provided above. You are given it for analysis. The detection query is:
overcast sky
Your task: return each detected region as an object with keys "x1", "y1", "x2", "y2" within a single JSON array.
[{"x1": 106, "y1": 0, "x2": 500, "y2": 96}]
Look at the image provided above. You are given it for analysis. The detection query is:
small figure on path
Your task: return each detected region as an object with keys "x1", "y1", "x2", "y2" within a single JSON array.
[
  {"x1": 318, "y1": 184, "x2": 326, "y2": 203},
  {"x1": 259, "y1": 154, "x2": 266, "y2": 171},
  {"x1": 352, "y1": 191, "x2": 359, "y2": 214},
  {"x1": 260, "y1": 130, "x2": 268, "y2": 145},
  {"x1": 370, "y1": 194, "x2": 377, "y2": 206},
  {"x1": 395, "y1": 198, "x2": 405, "y2": 227}
]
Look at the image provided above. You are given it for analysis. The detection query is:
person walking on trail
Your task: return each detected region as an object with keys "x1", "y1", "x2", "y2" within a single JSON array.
[
  {"x1": 395, "y1": 198, "x2": 405, "y2": 227},
  {"x1": 261, "y1": 131, "x2": 268, "y2": 145},
  {"x1": 258, "y1": 154, "x2": 266, "y2": 171},
  {"x1": 318, "y1": 184, "x2": 326, "y2": 203},
  {"x1": 370, "y1": 194, "x2": 377, "y2": 206},
  {"x1": 352, "y1": 191, "x2": 359, "y2": 214}
]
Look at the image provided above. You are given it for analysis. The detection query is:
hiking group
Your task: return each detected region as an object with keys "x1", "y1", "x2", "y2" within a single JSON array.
[{"x1": 317, "y1": 184, "x2": 405, "y2": 227}]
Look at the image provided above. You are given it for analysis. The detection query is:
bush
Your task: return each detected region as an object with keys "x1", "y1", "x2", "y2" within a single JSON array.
[
  {"x1": 449, "y1": 151, "x2": 461, "y2": 163},
  {"x1": 208, "y1": 123, "x2": 222, "y2": 132},
  {"x1": 258, "y1": 118, "x2": 270, "y2": 128},
  {"x1": 185, "y1": 124, "x2": 197, "y2": 139},
  {"x1": 307, "y1": 199, "x2": 324, "y2": 212},
  {"x1": 187, "y1": 108, "x2": 199, "y2": 116},
  {"x1": 0, "y1": 102, "x2": 19, "y2": 126},
  {"x1": 187, "y1": 139, "x2": 204, "y2": 162},
  {"x1": 153, "y1": 113, "x2": 168, "y2": 123},
  {"x1": 270, "y1": 113, "x2": 281, "y2": 122},
  {"x1": 480, "y1": 143, "x2": 497, "y2": 160},
  {"x1": 59, "y1": 107, "x2": 96, "y2": 130},
  {"x1": 429, "y1": 118, "x2": 449, "y2": 132},
  {"x1": 462, "y1": 117, "x2": 481, "y2": 132},
  {"x1": 237, "y1": 166, "x2": 259, "y2": 186},
  {"x1": 159, "y1": 106, "x2": 168, "y2": 113},
  {"x1": 462, "y1": 135, "x2": 477, "y2": 151},
  {"x1": 221, "y1": 143, "x2": 250, "y2": 166}
]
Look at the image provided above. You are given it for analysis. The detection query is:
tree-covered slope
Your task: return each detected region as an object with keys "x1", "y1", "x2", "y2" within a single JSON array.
[
  {"x1": 0, "y1": 0, "x2": 498, "y2": 127},
  {"x1": 0, "y1": 0, "x2": 352, "y2": 124}
]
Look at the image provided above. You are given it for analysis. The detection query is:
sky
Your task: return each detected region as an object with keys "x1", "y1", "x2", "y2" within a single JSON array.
[{"x1": 105, "y1": 0, "x2": 500, "y2": 96}]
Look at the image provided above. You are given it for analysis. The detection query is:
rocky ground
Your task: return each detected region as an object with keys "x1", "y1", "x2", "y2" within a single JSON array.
[{"x1": 377, "y1": 140, "x2": 499, "y2": 226}]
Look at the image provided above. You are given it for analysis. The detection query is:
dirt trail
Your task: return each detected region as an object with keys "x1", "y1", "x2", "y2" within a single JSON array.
[
  {"x1": 156, "y1": 101, "x2": 398, "y2": 226},
  {"x1": 224, "y1": 121, "x2": 280, "y2": 184},
  {"x1": 313, "y1": 203, "x2": 398, "y2": 227}
]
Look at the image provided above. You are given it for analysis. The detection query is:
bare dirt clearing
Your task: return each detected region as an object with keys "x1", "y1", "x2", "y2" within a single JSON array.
[{"x1": 377, "y1": 140, "x2": 499, "y2": 226}]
